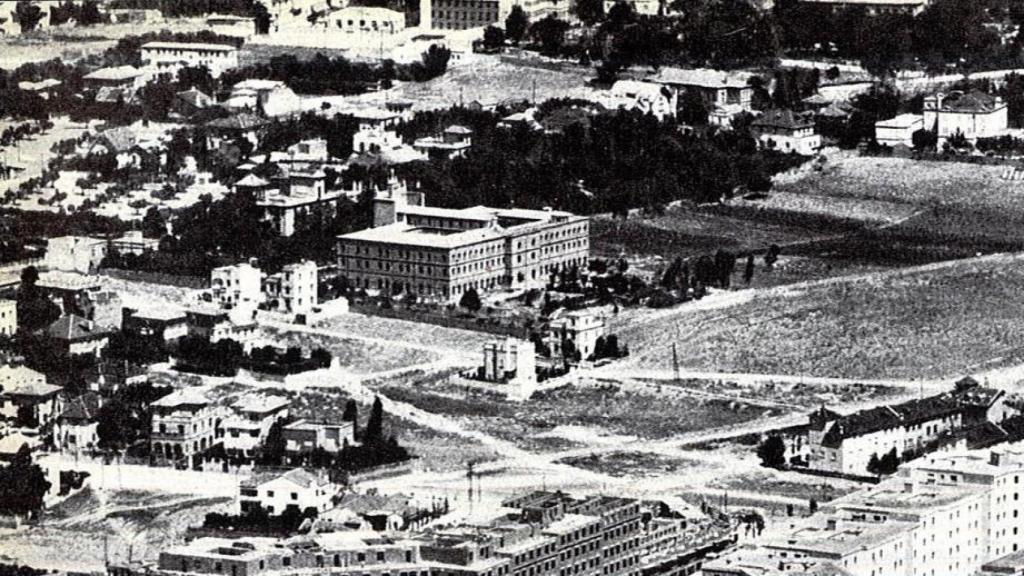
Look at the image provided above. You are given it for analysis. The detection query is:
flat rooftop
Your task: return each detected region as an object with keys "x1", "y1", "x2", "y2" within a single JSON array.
[
  {"x1": 233, "y1": 395, "x2": 290, "y2": 414},
  {"x1": 340, "y1": 222, "x2": 505, "y2": 249},
  {"x1": 764, "y1": 516, "x2": 914, "y2": 558},
  {"x1": 142, "y1": 41, "x2": 237, "y2": 52},
  {"x1": 831, "y1": 478, "x2": 984, "y2": 516}
]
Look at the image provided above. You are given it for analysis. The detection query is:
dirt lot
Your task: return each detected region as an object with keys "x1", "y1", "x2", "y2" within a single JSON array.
[
  {"x1": 375, "y1": 379, "x2": 786, "y2": 447},
  {"x1": 259, "y1": 326, "x2": 441, "y2": 374},
  {"x1": 0, "y1": 488, "x2": 231, "y2": 571},
  {"x1": 557, "y1": 451, "x2": 703, "y2": 478},
  {"x1": 613, "y1": 252, "x2": 1024, "y2": 380}
]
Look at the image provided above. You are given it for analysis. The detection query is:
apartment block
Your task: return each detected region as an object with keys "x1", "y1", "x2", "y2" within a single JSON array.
[
  {"x1": 706, "y1": 444, "x2": 1024, "y2": 576},
  {"x1": 135, "y1": 491, "x2": 713, "y2": 576}
]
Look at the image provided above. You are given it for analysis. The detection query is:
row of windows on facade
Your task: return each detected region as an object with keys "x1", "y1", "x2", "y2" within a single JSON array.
[
  {"x1": 432, "y1": 10, "x2": 498, "y2": 21},
  {"x1": 344, "y1": 245, "x2": 584, "y2": 274},
  {"x1": 155, "y1": 419, "x2": 217, "y2": 435}
]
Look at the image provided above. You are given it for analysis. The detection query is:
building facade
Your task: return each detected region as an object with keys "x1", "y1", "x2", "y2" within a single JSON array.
[
  {"x1": 283, "y1": 420, "x2": 357, "y2": 456},
  {"x1": 238, "y1": 468, "x2": 335, "y2": 515},
  {"x1": 263, "y1": 260, "x2": 319, "y2": 316},
  {"x1": 548, "y1": 311, "x2": 606, "y2": 360},
  {"x1": 223, "y1": 396, "x2": 291, "y2": 459},
  {"x1": 876, "y1": 113, "x2": 925, "y2": 147},
  {"x1": 211, "y1": 261, "x2": 264, "y2": 312},
  {"x1": 150, "y1": 389, "x2": 226, "y2": 466},
  {"x1": 429, "y1": 0, "x2": 501, "y2": 30},
  {"x1": 923, "y1": 90, "x2": 1008, "y2": 141},
  {"x1": 0, "y1": 365, "x2": 62, "y2": 432},
  {"x1": 337, "y1": 204, "x2": 589, "y2": 302},
  {"x1": 0, "y1": 299, "x2": 16, "y2": 336},
  {"x1": 140, "y1": 42, "x2": 240, "y2": 78},
  {"x1": 751, "y1": 109, "x2": 821, "y2": 156}
]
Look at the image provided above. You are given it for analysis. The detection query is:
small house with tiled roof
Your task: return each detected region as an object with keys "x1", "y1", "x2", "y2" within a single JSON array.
[
  {"x1": 46, "y1": 314, "x2": 112, "y2": 358},
  {"x1": 171, "y1": 87, "x2": 214, "y2": 118},
  {"x1": 751, "y1": 109, "x2": 821, "y2": 155},
  {"x1": 0, "y1": 365, "x2": 63, "y2": 431},
  {"x1": 55, "y1": 392, "x2": 102, "y2": 451},
  {"x1": 923, "y1": 89, "x2": 1007, "y2": 141},
  {"x1": 205, "y1": 112, "x2": 270, "y2": 151}
]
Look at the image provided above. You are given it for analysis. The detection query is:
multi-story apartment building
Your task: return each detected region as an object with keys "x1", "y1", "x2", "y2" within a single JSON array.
[
  {"x1": 337, "y1": 202, "x2": 589, "y2": 302},
  {"x1": 428, "y1": 0, "x2": 501, "y2": 31},
  {"x1": 150, "y1": 389, "x2": 227, "y2": 467},
  {"x1": 223, "y1": 396, "x2": 291, "y2": 459},
  {"x1": 263, "y1": 260, "x2": 318, "y2": 316},
  {"x1": 128, "y1": 491, "x2": 722, "y2": 576},
  {"x1": 140, "y1": 41, "x2": 240, "y2": 78},
  {"x1": 156, "y1": 532, "x2": 424, "y2": 576},
  {"x1": 707, "y1": 445, "x2": 1024, "y2": 576}
]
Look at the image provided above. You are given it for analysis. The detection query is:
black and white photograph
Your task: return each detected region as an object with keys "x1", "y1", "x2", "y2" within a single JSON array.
[{"x1": 0, "y1": 0, "x2": 1022, "y2": 574}]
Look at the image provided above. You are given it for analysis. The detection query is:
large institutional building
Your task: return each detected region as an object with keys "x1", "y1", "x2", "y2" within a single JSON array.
[{"x1": 336, "y1": 193, "x2": 589, "y2": 301}]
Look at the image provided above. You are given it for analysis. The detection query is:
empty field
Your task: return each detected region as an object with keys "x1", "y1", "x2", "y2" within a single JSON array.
[
  {"x1": 259, "y1": 326, "x2": 440, "y2": 373},
  {"x1": 376, "y1": 380, "x2": 785, "y2": 446},
  {"x1": 614, "y1": 253, "x2": 1024, "y2": 380},
  {"x1": 774, "y1": 156, "x2": 1024, "y2": 252}
]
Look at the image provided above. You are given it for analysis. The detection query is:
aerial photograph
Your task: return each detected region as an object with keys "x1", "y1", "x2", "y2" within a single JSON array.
[{"x1": 1, "y1": 0, "x2": 1024, "y2": 574}]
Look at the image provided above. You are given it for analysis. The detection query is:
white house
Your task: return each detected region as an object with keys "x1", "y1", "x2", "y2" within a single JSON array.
[
  {"x1": 140, "y1": 41, "x2": 240, "y2": 78},
  {"x1": 263, "y1": 260, "x2": 318, "y2": 316},
  {"x1": 226, "y1": 80, "x2": 302, "y2": 118},
  {"x1": 875, "y1": 113, "x2": 925, "y2": 147},
  {"x1": 413, "y1": 125, "x2": 473, "y2": 159},
  {"x1": 222, "y1": 396, "x2": 290, "y2": 459},
  {"x1": 238, "y1": 468, "x2": 336, "y2": 515},
  {"x1": 609, "y1": 80, "x2": 677, "y2": 121},
  {"x1": 283, "y1": 420, "x2": 356, "y2": 456},
  {"x1": 55, "y1": 393, "x2": 101, "y2": 452},
  {"x1": 44, "y1": 236, "x2": 107, "y2": 274},
  {"x1": 751, "y1": 109, "x2": 821, "y2": 155},
  {"x1": 210, "y1": 261, "x2": 263, "y2": 313},
  {"x1": 548, "y1": 311, "x2": 606, "y2": 360},
  {"x1": 923, "y1": 89, "x2": 1008, "y2": 141},
  {"x1": 0, "y1": 366, "x2": 62, "y2": 432}
]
